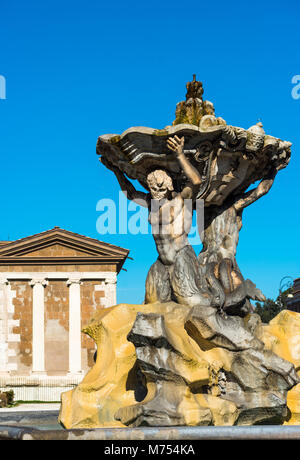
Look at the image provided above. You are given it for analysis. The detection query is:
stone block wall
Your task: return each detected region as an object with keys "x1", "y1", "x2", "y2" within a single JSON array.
[
  {"x1": 45, "y1": 281, "x2": 69, "y2": 375},
  {"x1": 10, "y1": 281, "x2": 32, "y2": 374},
  {"x1": 0, "y1": 281, "x2": 20, "y2": 374},
  {"x1": 81, "y1": 281, "x2": 106, "y2": 368},
  {"x1": 0, "y1": 278, "x2": 111, "y2": 376}
]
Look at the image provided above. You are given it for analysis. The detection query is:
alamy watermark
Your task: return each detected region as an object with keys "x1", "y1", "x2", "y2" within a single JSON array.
[
  {"x1": 292, "y1": 75, "x2": 300, "y2": 100},
  {"x1": 96, "y1": 192, "x2": 205, "y2": 245},
  {"x1": 0, "y1": 75, "x2": 6, "y2": 99}
]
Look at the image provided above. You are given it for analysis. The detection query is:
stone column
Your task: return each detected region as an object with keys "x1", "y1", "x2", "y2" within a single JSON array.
[
  {"x1": 67, "y1": 277, "x2": 82, "y2": 375},
  {"x1": 105, "y1": 273, "x2": 117, "y2": 308},
  {"x1": 0, "y1": 278, "x2": 9, "y2": 375},
  {"x1": 30, "y1": 277, "x2": 48, "y2": 374}
]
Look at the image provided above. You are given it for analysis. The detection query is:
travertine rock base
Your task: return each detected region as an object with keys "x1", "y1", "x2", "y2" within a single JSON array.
[
  {"x1": 261, "y1": 310, "x2": 300, "y2": 425},
  {"x1": 59, "y1": 304, "x2": 300, "y2": 429}
]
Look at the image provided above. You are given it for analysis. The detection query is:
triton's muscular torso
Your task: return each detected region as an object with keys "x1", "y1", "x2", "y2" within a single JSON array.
[{"x1": 148, "y1": 194, "x2": 193, "y2": 265}]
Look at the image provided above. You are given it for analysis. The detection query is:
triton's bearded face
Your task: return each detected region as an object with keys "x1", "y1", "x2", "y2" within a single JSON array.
[{"x1": 146, "y1": 169, "x2": 174, "y2": 200}]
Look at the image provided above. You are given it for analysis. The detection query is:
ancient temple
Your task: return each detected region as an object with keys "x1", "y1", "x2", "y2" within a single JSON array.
[{"x1": 0, "y1": 227, "x2": 129, "y2": 400}]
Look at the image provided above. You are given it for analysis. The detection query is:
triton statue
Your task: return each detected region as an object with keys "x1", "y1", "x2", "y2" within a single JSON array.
[
  {"x1": 97, "y1": 76, "x2": 287, "y2": 317},
  {"x1": 102, "y1": 134, "x2": 215, "y2": 308}
]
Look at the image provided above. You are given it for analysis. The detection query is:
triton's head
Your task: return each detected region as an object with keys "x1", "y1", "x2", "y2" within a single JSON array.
[{"x1": 146, "y1": 169, "x2": 174, "y2": 200}]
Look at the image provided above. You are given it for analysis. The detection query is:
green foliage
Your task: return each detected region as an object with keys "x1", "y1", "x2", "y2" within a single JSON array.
[
  {"x1": 255, "y1": 287, "x2": 293, "y2": 323},
  {"x1": 5, "y1": 390, "x2": 14, "y2": 406},
  {"x1": 15, "y1": 400, "x2": 60, "y2": 404},
  {"x1": 0, "y1": 390, "x2": 15, "y2": 408},
  {"x1": 255, "y1": 299, "x2": 282, "y2": 323}
]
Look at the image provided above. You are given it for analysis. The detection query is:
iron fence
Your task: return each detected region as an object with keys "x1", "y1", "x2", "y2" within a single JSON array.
[{"x1": 0, "y1": 376, "x2": 81, "y2": 402}]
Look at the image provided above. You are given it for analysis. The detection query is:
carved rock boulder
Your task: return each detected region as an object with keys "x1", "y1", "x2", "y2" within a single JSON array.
[{"x1": 59, "y1": 303, "x2": 300, "y2": 428}]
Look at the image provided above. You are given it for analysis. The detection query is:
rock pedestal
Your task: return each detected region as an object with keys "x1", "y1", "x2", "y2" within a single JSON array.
[{"x1": 59, "y1": 304, "x2": 300, "y2": 429}]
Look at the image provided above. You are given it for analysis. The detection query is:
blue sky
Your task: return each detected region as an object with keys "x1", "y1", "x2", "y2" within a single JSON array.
[{"x1": 0, "y1": 0, "x2": 299, "y2": 304}]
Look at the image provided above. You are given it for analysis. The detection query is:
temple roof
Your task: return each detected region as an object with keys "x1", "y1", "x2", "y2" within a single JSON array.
[{"x1": 0, "y1": 227, "x2": 129, "y2": 273}]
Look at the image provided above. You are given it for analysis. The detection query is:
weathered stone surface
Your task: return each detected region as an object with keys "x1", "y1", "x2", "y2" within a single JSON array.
[
  {"x1": 261, "y1": 310, "x2": 300, "y2": 370},
  {"x1": 185, "y1": 306, "x2": 264, "y2": 351},
  {"x1": 59, "y1": 304, "x2": 300, "y2": 429},
  {"x1": 59, "y1": 302, "x2": 240, "y2": 428},
  {"x1": 185, "y1": 307, "x2": 299, "y2": 425},
  {"x1": 259, "y1": 310, "x2": 300, "y2": 425}
]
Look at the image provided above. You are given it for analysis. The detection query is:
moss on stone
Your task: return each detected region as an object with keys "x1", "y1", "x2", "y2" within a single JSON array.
[
  {"x1": 153, "y1": 129, "x2": 169, "y2": 137},
  {"x1": 109, "y1": 135, "x2": 121, "y2": 144}
]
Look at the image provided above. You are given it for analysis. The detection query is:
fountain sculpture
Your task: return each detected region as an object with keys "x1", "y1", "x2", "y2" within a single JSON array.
[{"x1": 59, "y1": 77, "x2": 300, "y2": 429}]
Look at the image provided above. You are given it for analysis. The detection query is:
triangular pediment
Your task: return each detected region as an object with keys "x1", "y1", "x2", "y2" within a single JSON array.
[
  {"x1": 17, "y1": 243, "x2": 98, "y2": 258},
  {"x1": 0, "y1": 228, "x2": 129, "y2": 271}
]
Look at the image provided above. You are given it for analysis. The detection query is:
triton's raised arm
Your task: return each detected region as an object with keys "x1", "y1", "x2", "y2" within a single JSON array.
[
  {"x1": 167, "y1": 135, "x2": 202, "y2": 198},
  {"x1": 100, "y1": 157, "x2": 148, "y2": 206},
  {"x1": 233, "y1": 169, "x2": 277, "y2": 212}
]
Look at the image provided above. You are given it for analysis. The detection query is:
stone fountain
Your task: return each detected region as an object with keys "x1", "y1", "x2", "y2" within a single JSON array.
[{"x1": 59, "y1": 76, "x2": 300, "y2": 429}]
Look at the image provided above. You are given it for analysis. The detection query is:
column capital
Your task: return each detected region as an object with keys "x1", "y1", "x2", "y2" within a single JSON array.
[
  {"x1": 67, "y1": 277, "x2": 82, "y2": 286},
  {"x1": 29, "y1": 277, "x2": 48, "y2": 287},
  {"x1": 105, "y1": 273, "x2": 117, "y2": 285},
  {"x1": 0, "y1": 278, "x2": 9, "y2": 285}
]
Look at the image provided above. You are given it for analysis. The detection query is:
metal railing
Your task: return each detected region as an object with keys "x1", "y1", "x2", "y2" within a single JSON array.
[{"x1": 0, "y1": 376, "x2": 81, "y2": 402}]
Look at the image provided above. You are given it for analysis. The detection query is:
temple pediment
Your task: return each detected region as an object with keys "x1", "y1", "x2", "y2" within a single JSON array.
[
  {"x1": 0, "y1": 227, "x2": 129, "y2": 272},
  {"x1": 17, "y1": 244, "x2": 100, "y2": 258}
]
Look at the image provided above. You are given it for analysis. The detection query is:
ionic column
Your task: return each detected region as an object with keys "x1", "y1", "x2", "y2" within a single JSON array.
[
  {"x1": 0, "y1": 278, "x2": 9, "y2": 339},
  {"x1": 67, "y1": 277, "x2": 82, "y2": 375},
  {"x1": 0, "y1": 278, "x2": 9, "y2": 375},
  {"x1": 105, "y1": 273, "x2": 117, "y2": 308},
  {"x1": 30, "y1": 277, "x2": 48, "y2": 374}
]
